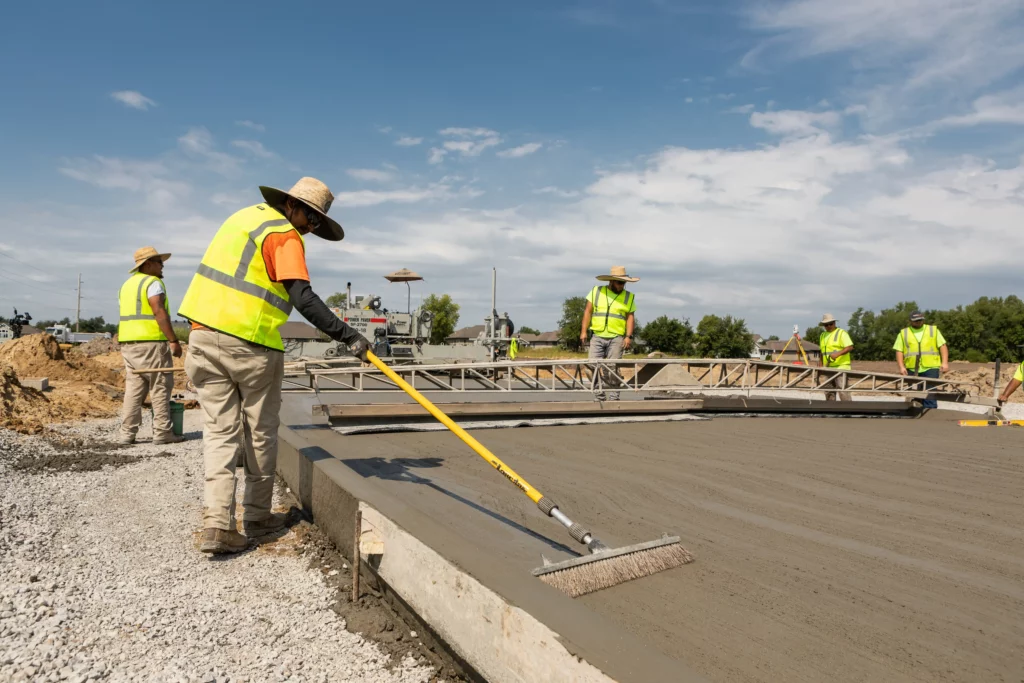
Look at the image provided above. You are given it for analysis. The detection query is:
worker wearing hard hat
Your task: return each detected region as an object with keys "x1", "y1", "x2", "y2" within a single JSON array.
[
  {"x1": 818, "y1": 313, "x2": 854, "y2": 401},
  {"x1": 893, "y1": 310, "x2": 948, "y2": 409},
  {"x1": 580, "y1": 266, "x2": 638, "y2": 401},
  {"x1": 116, "y1": 246, "x2": 184, "y2": 445},
  {"x1": 179, "y1": 177, "x2": 370, "y2": 555}
]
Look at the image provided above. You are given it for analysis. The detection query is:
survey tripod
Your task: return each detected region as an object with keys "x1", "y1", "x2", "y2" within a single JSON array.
[{"x1": 772, "y1": 326, "x2": 812, "y2": 365}]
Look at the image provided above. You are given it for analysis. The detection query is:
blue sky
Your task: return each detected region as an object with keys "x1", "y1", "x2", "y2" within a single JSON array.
[{"x1": 2, "y1": 0, "x2": 1024, "y2": 336}]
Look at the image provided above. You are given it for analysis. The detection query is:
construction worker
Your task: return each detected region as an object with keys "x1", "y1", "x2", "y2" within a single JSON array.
[
  {"x1": 894, "y1": 310, "x2": 949, "y2": 409},
  {"x1": 117, "y1": 247, "x2": 183, "y2": 445},
  {"x1": 997, "y1": 362, "x2": 1024, "y2": 407},
  {"x1": 579, "y1": 266, "x2": 638, "y2": 401},
  {"x1": 818, "y1": 313, "x2": 854, "y2": 401},
  {"x1": 179, "y1": 178, "x2": 370, "y2": 555}
]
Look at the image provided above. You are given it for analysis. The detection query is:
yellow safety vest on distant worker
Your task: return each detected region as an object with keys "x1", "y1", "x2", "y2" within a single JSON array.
[
  {"x1": 118, "y1": 272, "x2": 169, "y2": 342},
  {"x1": 588, "y1": 286, "x2": 635, "y2": 339},
  {"x1": 509, "y1": 337, "x2": 519, "y2": 359},
  {"x1": 819, "y1": 327, "x2": 853, "y2": 370},
  {"x1": 178, "y1": 204, "x2": 300, "y2": 351},
  {"x1": 899, "y1": 325, "x2": 941, "y2": 372}
]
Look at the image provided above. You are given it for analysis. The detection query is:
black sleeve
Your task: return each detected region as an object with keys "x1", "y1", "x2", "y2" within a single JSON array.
[{"x1": 283, "y1": 279, "x2": 362, "y2": 345}]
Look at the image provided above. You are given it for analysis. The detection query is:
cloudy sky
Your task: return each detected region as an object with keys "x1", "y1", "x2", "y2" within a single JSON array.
[{"x1": 2, "y1": 0, "x2": 1023, "y2": 336}]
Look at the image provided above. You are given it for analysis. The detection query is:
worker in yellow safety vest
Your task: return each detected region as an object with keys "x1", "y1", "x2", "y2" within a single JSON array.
[
  {"x1": 117, "y1": 246, "x2": 184, "y2": 445},
  {"x1": 893, "y1": 310, "x2": 948, "y2": 409},
  {"x1": 818, "y1": 313, "x2": 854, "y2": 401},
  {"x1": 179, "y1": 177, "x2": 370, "y2": 555},
  {"x1": 997, "y1": 361, "x2": 1024, "y2": 407},
  {"x1": 579, "y1": 266, "x2": 638, "y2": 401}
]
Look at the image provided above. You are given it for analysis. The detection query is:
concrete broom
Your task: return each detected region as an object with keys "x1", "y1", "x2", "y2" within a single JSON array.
[{"x1": 364, "y1": 351, "x2": 694, "y2": 597}]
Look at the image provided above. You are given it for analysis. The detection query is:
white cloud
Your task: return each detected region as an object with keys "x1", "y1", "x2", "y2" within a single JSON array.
[
  {"x1": 395, "y1": 136, "x2": 424, "y2": 147},
  {"x1": 534, "y1": 186, "x2": 580, "y2": 198},
  {"x1": 345, "y1": 168, "x2": 396, "y2": 182},
  {"x1": 110, "y1": 90, "x2": 156, "y2": 111},
  {"x1": 178, "y1": 127, "x2": 240, "y2": 175},
  {"x1": 441, "y1": 136, "x2": 502, "y2": 157},
  {"x1": 749, "y1": 109, "x2": 841, "y2": 136},
  {"x1": 334, "y1": 183, "x2": 482, "y2": 208},
  {"x1": 231, "y1": 139, "x2": 276, "y2": 159},
  {"x1": 685, "y1": 97, "x2": 694, "y2": 104},
  {"x1": 497, "y1": 142, "x2": 543, "y2": 159},
  {"x1": 439, "y1": 127, "x2": 499, "y2": 137},
  {"x1": 427, "y1": 148, "x2": 447, "y2": 165},
  {"x1": 924, "y1": 90, "x2": 1024, "y2": 131},
  {"x1": 376, "y1": 125, "x2": 393, "y2": 134},
  {"x1": 58, "y1": 156, "x2": 190, "y2": 211},
  {"x1": 235, "y1": 120, "x2": 266, "y2": 132}
]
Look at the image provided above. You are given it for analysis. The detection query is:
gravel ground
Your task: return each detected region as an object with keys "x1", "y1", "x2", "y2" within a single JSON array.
[{"x1": 0, "y1": 410, "x2": 440, "y2": 683}]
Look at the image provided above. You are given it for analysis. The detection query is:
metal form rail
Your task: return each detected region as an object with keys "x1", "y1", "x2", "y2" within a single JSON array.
[{"x1": 282, "y1": 358, "x2": 989, "y2": 404}]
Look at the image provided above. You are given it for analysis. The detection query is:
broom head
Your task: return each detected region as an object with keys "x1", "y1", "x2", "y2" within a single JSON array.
[{"x1": 532, "y1": 535, "x2": 693, "y2": 598}]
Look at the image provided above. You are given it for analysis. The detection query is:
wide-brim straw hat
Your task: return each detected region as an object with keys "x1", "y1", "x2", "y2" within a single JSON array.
[
  {"x1": 596, "y1": 266, "x2": 640, "y2": 283},
  {"x1": 820, "y1": 313, "x2": 837, "y2": 325},
  {"x1": 130, "y1": 246, "x2": 171, "y2": 273},
  {"x1": 259, "y1": 177, "x2": 345, "y2": 241}
]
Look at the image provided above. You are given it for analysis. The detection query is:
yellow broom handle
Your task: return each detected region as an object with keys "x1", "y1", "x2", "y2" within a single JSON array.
[{"x1": 366, "y1": 351, "x2": 545, "y2": 504}]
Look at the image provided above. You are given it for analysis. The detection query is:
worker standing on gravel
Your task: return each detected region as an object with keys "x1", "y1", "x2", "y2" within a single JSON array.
[
  {"x1": 818, "y1": 313, "x2": 854, "y2": 401},
  {"x1": 117, "y1": 247, "x2": 183, "y2": 446},
  {"x1": 579, "y1": 266, "x2": 638, "y2": 401},
  {"x1": 179, "y1": 178, "x2": 370, "y2": 555},
  {"x1": 894, "y1": 310, "x2": 949, "y2": 409}
]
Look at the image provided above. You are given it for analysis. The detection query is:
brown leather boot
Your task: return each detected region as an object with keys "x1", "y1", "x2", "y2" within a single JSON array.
[
  {"x1": 242, "y1": 513, "x2": 288, "y2": 538},
  {"x1": 199, "y1": 528, "x2": 248, "y2": 554}
]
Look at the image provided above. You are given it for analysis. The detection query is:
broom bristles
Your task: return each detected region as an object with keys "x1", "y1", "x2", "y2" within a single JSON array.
[{"x1": 537, "y1": 543, "x2": 693, "y2": 598}]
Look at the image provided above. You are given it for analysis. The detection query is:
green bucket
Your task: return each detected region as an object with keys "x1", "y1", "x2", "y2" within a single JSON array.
[{"x1": 169, "y1": 401, "x2": 184, "y2": 436}]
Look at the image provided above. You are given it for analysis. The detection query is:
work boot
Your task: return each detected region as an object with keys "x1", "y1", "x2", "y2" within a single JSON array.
[
  {"x1": 154, "y1": 434, "x2": 185, "y2": 445},
  {"x1": 242, "y1": 513, "x2": 288, "y2": 538},
  {"x1": 199, "y1": 528, "x2": 248, "y2": 554},
  {"x1": 115, "y1": 435, "x2": 135, "y2": 446}
]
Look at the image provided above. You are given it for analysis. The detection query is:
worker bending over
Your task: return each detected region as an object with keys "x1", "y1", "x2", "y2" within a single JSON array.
[
  {"x1": 818, "y1": 313, "x2": 854, "y2": 401},
  {"x1": 117, "y1": 247, "x2": 183, "y2": 445},
  {"x1": 580, "y1": 266, "x2": 638, "y2": 401},
  {"x1": 179, "y1": 177, "x2": 369, "y2": 554},
  {"x1": 893, "y1": 310, "x2": 948, "y2": 410}
]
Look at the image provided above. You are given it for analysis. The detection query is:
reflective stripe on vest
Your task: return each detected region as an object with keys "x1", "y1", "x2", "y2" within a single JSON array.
[
  {"x1": 589, "y1": 285, "x2": 633, "y2": 337},
  {"x1": 820, "y1": 328, "x2": 851, "y2": 368},
  {"x1": 118, "y1": 273, "x2": 169, "y2": 342},
  {"x1": 901, "y1": 325, "x2": 940, "y2": 371},
  {"x1": 177, "y1": 204, "x2": 300, "y2": 351}
]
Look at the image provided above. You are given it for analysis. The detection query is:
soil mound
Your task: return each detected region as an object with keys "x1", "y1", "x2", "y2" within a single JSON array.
[
  {"x1": 73, "y1": 335, "x2": 120, "y2": 357},
  {"x1": 0, "y1": 364, "x2": 51, "y2": 433},
  {"x1": 0, "y1": 334, "x2": 122, "y2": 386}
]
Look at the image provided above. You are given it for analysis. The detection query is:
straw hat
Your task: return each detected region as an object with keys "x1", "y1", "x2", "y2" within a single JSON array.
[
  {"x1": 595, "y1": 266, "x2": 640, "y2": 283},
  {"x1": 259, "y1": 177, "x2": 345, "y2": 241},
  {"x1": 819, "y1": 313, "x2": 837, "y2": 325},
  {"x1": 130, "y1": 246, "x2": 171, "y2": 273}
]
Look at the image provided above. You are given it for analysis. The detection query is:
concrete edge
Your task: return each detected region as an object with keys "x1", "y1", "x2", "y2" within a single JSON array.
[{"x1": 276, "y1": 423, "x2": 704, "y2": 683}]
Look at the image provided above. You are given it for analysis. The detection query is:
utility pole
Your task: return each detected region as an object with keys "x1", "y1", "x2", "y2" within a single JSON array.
[{"x1": 76, "y1": 273, "x2": 82, "y2": 333}]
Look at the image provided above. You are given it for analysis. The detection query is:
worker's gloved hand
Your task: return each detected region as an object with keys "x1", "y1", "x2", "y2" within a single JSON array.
[{"x1": 349, "y1": 338, "x2": 371, "y2": 362}]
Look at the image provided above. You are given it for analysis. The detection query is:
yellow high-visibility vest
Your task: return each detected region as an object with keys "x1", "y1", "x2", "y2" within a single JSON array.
[
  {"x1": 178, "y1": 203, "x2": 301, "y2": 351},
  {"x1": 819, "y1": 328, "x2": 852, "y2": 369},
  {"x1": 118, "y1": 272, "x2": 169, "y2": 342},
  {"x1": 588, "y1": 286, "x2": 634, "y2": 338},
  {"x1": 900, "y1": 325, "x2": 941, "y2": 372}
]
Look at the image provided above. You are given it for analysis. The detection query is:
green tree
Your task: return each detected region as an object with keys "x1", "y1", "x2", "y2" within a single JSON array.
[
  {"x1": 325, "y1": 292, "x2": 348, "y2": 309},
  {"x1": 422, "y1": 294, "x2": 460, "y2": 345},
  {"x1": 519, "y1": 326, "x2": 541, "y2": 335},
  {"x1": 694, "y1": 314, "x2": 753, "y2": 358},
  {"x1": 848, "y1": 301, "x2": 918, "y2": 360},
  {"x1": 557, "y1": 296, "x2": 588, "y2": 351},
  {"x1": 805, "y1": 326, "x2": 825, "y2": 345},
  {"x1": 766, "y1": 335, "x2": 780, "y2": 341},
  {"x1": 640, "y1": 316, "x2": 695, "y2": 355}
]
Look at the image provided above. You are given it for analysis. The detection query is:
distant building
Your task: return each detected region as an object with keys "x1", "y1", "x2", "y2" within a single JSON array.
[
  {"x1": 755, "y1": 338, "x2": 821, "y2": 364},
  {"x1": 446, "y1": 325, "x2": 486, "y2": 346},
  {"x1": 519, "y1": 331, "x2": 560, "y2": 348}
]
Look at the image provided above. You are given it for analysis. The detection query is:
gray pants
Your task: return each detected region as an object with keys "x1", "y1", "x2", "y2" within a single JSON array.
[{"x1": 588, "y1": 335, "x2": 624, "y2": 401}]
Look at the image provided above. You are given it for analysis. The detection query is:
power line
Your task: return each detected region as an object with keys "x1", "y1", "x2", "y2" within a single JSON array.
[
  {"x1": 0, "y1": 268, "x2": 77, "y2": 298},
  {"x1": 0, "y1": 249, "x2": 52, "y2": 276}
]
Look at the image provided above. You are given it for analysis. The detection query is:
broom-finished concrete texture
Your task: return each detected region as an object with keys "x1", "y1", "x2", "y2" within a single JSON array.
[{"x1": 281, "y1": 395, "x2": 1024, "y2": 682}]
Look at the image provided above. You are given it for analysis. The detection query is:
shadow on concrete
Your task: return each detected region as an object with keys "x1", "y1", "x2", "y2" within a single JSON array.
[{"x1": 341, "y1": 456, "x2": 578, "y2": 556}]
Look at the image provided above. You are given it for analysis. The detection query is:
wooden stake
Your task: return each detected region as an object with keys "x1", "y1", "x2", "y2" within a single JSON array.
[{"x1": 352, "y1": 509, "x2": 361, "y2": 602}]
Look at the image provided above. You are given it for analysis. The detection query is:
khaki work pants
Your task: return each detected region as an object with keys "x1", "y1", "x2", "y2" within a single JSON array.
[
  {"x1": 185, "y1": 329, "x2": 284, "y2": 531},
  {"x1": 589, "y1": 335, "x2": 625, "y2": 401},
  {"x1": 120, "y1": 341, "x2": 174, "y2": 441}
]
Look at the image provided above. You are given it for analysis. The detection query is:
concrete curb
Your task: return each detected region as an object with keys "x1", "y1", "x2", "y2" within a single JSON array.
[{"x1": 276, "y1": 423, "x2": 705, "y2": 683}]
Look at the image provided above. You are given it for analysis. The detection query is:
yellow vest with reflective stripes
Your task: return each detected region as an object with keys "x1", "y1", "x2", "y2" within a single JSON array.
[
  {"x1": 819, "y1": 328, "x2": 851, "y2": 369},
  {"x1": 589, "y1": 286, "x2": 634, "y2": 338},
  {"x1": 118, "y1": 273, "x2": 169, "y2": 342},
  {"x1": 900, "y1": 325, "x2": 941, "y2": 372},
  {"x1": 177, "y1": 204, "x2": 300, "y2": 351}
]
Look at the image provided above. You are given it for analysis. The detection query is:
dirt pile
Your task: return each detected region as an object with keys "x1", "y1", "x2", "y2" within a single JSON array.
[
  {"x1": 944, "y1": 365, "x2": 1020, "y2": 402},
  {"x1": 0, "y1": 364, "x2": 52, "y2": 433},
  {"x1": 0, "y1": 334, "x2": 122, "y2": 387},
  {"x1": 72, "y1": 336, "x2": 120, "y2": 357}
]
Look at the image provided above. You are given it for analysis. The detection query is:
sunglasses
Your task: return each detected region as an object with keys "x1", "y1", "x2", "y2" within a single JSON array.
[{"x1": 303, "y1": 206, "x2": 322, "y2": 230}]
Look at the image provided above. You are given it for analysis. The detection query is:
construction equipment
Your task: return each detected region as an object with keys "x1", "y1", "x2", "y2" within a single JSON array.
[
  {"x1": 772, "y1": 325, "x2": 812, "y2": 365},
  {"x1": 0, "y1": 308, "x2": 33, "y2": 344},
  {"x1": 363, "y1": 349, "x2": 694, "y2": 597}
]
